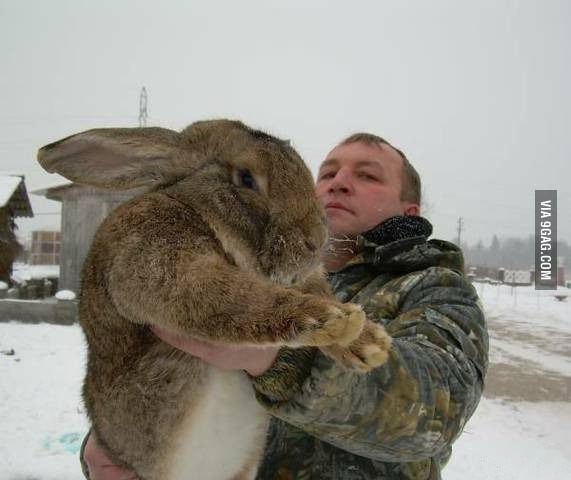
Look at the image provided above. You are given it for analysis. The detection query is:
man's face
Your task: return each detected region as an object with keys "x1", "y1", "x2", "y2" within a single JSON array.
[{"x1": 315, "y1": 141, "x2": 419, "y2": 238}]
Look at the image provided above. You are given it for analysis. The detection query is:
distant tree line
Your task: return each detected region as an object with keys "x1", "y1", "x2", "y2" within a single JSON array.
[{"x1": 462, "y1": 235, "x2": 571, "y2": 270}]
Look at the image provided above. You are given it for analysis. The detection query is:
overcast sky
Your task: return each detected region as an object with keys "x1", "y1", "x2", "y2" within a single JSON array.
[{"x1": 1, "y1": 0, "x2": 569, "y2": 246}]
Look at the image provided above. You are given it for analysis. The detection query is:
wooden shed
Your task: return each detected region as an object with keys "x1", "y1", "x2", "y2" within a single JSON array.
[
  {"x1": 0, "y1": 175, "x2": 33, "y2": 284},
  {"x1": 33, "y1": 183, "x2": 141, "y2": 292}
]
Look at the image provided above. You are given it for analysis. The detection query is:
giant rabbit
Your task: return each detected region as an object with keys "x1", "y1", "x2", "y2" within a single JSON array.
[{"x1": 38, "y1": 120, "x2": 391, "y2": 480}]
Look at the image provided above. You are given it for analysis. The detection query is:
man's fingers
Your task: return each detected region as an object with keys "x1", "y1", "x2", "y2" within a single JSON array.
[
  {"x1": 150, "y1": 326, "x2": 217, "y2": 357},
  {"x1": 149, "y1": 326, "x2": 278, "y2": 374},
  {"x1": 84, "y1": 433, "x2": 139, "y2": 480},
  {"x1": 151, "y1": 326, "x2": 191, "y2": 351},
  {"x1": 92, "y1": 464, "x2": 139, "y2": 480}
]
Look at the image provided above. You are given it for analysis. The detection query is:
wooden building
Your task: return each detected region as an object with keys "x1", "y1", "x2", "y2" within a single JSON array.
[
  {"x1": 0, "y1": 175, "x2": 33, "y2": 283},
  {"x1": 30, "y1": 230, "x2": 61, "y2": 265},
  {"x1": 34, "y1": 183, "x2": 141, "y2": 292}
]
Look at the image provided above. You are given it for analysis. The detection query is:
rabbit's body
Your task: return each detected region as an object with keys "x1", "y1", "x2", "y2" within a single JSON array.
[
  {"x1": 38, "y1": 120, "x2": 392, "y2": 480},
  {"x1": 81, "y1": 191, "x2": 269, "y2": 479}
]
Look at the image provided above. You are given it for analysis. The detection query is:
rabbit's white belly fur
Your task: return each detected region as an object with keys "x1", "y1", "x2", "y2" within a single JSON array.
[{"x1": 166, "y1": 367, "x2": 267, "y2": 480}]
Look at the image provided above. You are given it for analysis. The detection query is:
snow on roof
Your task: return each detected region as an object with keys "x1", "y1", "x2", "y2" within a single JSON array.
[
  {"x1": 0, "y1": 175, "x2": 23, "y2": 208},
  {"x1": 0, "y1": 175, "x2": 33, "y2": 217}
]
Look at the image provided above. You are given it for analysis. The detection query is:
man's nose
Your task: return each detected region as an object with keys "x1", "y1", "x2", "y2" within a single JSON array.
[{"x1": 328, "y1": 168, "x2": 353, "y2": 194}]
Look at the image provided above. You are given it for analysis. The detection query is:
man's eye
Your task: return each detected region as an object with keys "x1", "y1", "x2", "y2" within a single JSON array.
[
  {"x1": 235, "y1": 169, "x2": 258, "y2": 190},
  {"x1": 318, "y1": 172, "x2": 335, "y2": 180},
  {"x1": 358, "y1": 172, "x2": 378, "y2": 181}
]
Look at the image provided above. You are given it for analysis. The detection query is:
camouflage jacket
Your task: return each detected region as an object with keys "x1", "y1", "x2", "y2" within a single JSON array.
[{"x1": 252, "y1": 220, "x2": 489, "y2": 479}]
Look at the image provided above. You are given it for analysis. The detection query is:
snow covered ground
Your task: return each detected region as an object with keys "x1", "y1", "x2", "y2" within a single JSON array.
[
  {"x1": 0, "y1": 322, "x2": 87, "y2": 480},
  {"x1": 1, "y1": 283, "x2": 570, "y2": 479},
  {"x1": 447, "y1": 284, "x2": 571, "y2": 479}
]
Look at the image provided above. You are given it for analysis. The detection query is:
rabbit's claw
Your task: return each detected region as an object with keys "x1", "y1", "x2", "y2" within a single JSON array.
[
  {"x1": 288, "y1": 299, "x2": 365, "y2": 347},
  {"x1": 321, "y1": 321, "x2": 392, "y2": 373}
]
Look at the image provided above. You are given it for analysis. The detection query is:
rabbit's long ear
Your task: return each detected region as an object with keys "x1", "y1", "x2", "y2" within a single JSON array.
[{"x1": 37, "y1": 127, "x2": 184, "y2": 189}]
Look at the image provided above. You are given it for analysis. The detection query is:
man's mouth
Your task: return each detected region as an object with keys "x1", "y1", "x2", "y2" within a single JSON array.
[{"x1": 325, "y1": 202, "x2": 353, "y2": 213}]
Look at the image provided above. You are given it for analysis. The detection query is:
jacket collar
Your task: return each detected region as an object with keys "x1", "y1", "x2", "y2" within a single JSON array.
[
  {"x1": 340, "y1": 215, "x2": 465, "y2": 275},
  {"x1": 361, "y1": 215, "x2": 433, "y2": 246}
]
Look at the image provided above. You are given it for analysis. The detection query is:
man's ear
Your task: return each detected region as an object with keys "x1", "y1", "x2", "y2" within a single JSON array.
[
  {"x1": 403, "y1": 203, "x2": 420, "y2": 216},
  {"x1": 37, "y1": 127, "x2": 185, "y2": 190}
]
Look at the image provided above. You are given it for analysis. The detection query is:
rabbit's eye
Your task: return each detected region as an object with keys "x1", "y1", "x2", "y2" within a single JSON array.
[{"x1": 235, "y1": 169, "x2": 258, "y2": 191}]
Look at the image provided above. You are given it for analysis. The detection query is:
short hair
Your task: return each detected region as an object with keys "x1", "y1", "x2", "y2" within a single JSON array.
[{"x1": 338, "y1": 132, "x2": 421, "y2": 205}]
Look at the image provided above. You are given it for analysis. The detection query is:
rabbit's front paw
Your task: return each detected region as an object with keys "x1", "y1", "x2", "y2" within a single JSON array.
[
  {"x1": 287, "y1": 299, "x2": 365, "y2": 348},
  {"x1": 321, "y1": 320, "x2": 392, "y2": 373}
]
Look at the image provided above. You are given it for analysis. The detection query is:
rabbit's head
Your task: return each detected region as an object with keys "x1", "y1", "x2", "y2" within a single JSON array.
[{"x1": 38, "y1": 119, "x2": 327, "y2": 284}]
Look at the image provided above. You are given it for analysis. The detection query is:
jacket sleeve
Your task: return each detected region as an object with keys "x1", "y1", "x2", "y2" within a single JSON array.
[{"x1": 251, "y1": 266, "x2": 489, "y2": 462}]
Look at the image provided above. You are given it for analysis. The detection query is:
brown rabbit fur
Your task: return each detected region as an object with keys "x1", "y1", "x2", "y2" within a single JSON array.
[{"x1": 37, "y1": 119, "x2": 391, "y2": 480}]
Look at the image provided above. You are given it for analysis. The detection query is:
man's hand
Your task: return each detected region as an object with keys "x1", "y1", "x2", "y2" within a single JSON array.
[
  {"x1": 151, "y1": 326, "x2": 280, "y2": 377},
  {"x1": 83, "y1": 432, "x2": 138, "y2": 480}
]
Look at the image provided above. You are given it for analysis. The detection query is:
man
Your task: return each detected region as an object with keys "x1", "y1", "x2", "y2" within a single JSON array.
[{"x1": 83, "y1": 133, "x2": 488, "y2": 479}]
